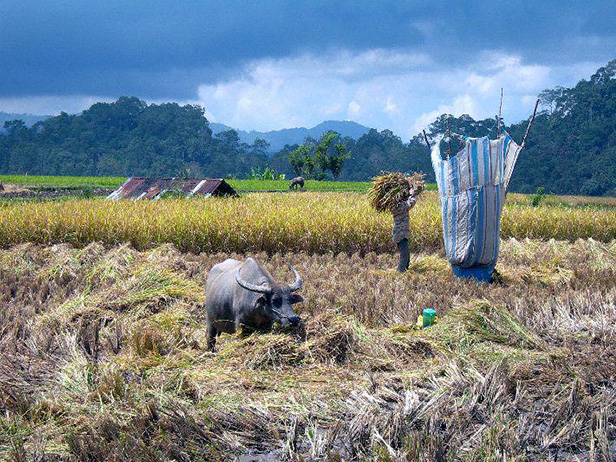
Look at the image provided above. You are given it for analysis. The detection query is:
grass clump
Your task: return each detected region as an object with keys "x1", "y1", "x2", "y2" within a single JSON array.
[
  {"x1": 236, "y1": 334, "x2": 305, "y2": 370},
  {"x1": 102, "y1": 264, "x2": 202, "y2": 315},
  {"x1": 407, "y1": 254, "x2": 450, "y2": 275},
  {"x1": 305, "y1": 314, "x2": 359, "y2": 365},
  {"x1": 426, "y1": 300, "x2": 548, "y2": 359},
  {"x1": 521, "y1": 262, "x2": 574, "y2": 287},
  {"x1": 459, "y1": 301, "x2": 548, "y2": 350}
]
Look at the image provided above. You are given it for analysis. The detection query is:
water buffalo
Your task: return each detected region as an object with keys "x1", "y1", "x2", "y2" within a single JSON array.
[
  {"x1": 289, "y1": 176, "x2": 304, "y2": 190},
  {"x1": 205, "y1": 258, "x2": 303, "y2": 351}
]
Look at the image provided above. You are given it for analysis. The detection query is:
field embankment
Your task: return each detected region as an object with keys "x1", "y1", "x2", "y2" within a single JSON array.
[
  {"x1": 0, "y1": 192, "x2": 615, "y2": 253},
  {"x1": 228, "y1": 179, "x2": 375, "y2": 192},
  {"x1": 0, "y1": 239, "x2": 614, "y2": 459},
  {"x1": 0, "y1": 175, "x2": 126, "y2": 189},
  {"x1": 0, "y1": 175, "x2": 377, "y2": 194}
]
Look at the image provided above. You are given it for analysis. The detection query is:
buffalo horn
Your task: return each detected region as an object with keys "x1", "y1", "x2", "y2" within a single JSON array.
[
  {"x1": 287, "y1": 264, "x2": 303, "y2": 292},
  {"x1": 235, "y1": 268, "x2": 271, "y2": 294}
]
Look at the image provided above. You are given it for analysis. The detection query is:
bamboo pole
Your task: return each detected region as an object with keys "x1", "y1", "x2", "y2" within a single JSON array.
[
  {"x1": 496, "y1": 87, "x2": 503, "y2": 137},
  {"x1": 521, "y1": 99, "x2": 539, "y2": 149},
  {"x1": 446, "y1": 117, "x2": 453, "y2": 159},
  {"x1": 422, "y1": 130, "x2": 431, "y2": 151}
]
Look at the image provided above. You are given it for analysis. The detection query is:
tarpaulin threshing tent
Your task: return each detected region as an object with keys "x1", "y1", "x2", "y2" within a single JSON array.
[{"x1": 431, "y1": 132, "x2": 522, "y2": 281}]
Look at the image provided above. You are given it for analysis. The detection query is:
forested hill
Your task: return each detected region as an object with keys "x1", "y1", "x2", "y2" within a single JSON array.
[
  {"x1": 509, "y1": 60, "x2": 616, "y2": 196},
  {"x1": 1, "y1": 60, "x2": 615, "y2": 196},
  {"x1": 210, "y1": 120, "x2": 370, "y2": 153},
  {"x1": 0, "y1": 99, "x2": 270, "y2": 178}
]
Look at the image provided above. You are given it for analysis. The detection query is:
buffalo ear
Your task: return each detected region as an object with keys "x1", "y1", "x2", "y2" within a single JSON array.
[
  {"x1": 291, "y1": 294, "x2": 304, "y2": 304},
  {"x1": 255, "y1": 295, "x2": 268, "y2": 309}
]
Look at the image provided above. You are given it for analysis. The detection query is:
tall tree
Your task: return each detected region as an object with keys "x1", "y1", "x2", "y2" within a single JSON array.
[
  {"x1": 288, "y1": 144, "x2": 308, "y2": 176},
  {"x1": 329, "y1": 142, "x2": 351, "y2": 179}
]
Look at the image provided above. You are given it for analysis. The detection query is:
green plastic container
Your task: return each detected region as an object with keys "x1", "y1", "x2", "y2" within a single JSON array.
[{"x1": 422, "y1": 308, "x2": 437, "y2": 327}]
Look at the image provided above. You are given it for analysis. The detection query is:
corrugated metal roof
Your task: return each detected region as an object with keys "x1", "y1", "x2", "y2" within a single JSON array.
[{"x1": 107, "y1": 177, "x2": 237, "y2": 200}]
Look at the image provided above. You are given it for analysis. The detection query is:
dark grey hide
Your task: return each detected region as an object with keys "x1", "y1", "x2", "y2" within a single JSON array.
[
  {"x1": 289, "y1": 176, "x2": 304, "y2": 190},
  {"x1": 205, "y1": 258, "x2": 303, "y2": 351}
]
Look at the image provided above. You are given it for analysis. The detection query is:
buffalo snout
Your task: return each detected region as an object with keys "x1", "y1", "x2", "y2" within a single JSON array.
[{"x1": 278, "y1": 313, "x2": 302, "y2": 329}]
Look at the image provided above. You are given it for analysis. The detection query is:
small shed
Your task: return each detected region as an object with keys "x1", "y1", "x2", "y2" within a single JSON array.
[{"x1": 107, "y1": 177, "x2": 237, "y2": 201}]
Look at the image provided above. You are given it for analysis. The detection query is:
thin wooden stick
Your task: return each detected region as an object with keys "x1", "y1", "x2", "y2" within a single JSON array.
[
  {"x1": 496, "y1": 87, "x2": 503, "y2": 137},
  {"x1": 446, "y1": 117, "x2": 453, "y2": 159},
  {"x1": 521, "y1": 99, "x2": 539, "y2": 149},
  {"x1": 422, "y1": 130, "x2": 431, "y2": 151}
]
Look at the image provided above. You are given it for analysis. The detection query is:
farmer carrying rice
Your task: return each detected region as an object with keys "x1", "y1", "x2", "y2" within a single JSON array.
[
  {"x1": 391, "y1": 181, "x2": 419, "y2": 272},
  {"x1": 369, "y1": 173, "x2": 425, "y2": 273}
]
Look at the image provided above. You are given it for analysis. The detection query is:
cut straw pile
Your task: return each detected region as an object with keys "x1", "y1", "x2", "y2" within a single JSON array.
[{"x1": 369, "y1": 172, "x2": 425, "y2": 212}]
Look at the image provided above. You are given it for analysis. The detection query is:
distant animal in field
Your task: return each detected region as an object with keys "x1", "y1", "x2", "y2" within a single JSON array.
[
  {"x1": 289, "y1": 176, "x2": 304, "y2": 190},
  {"x1": 205, "y1": 257, "x2": 304, "y2": 351}
]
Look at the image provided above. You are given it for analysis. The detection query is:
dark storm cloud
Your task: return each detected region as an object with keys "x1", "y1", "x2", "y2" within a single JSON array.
[{"x1": 1, "y1": 0, "x2": 614, "y2": 99}]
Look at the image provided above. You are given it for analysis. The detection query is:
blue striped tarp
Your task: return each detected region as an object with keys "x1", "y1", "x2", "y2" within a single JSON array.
[{"x1": 431, "y1": 133, "x2": 521, "y2": 281}]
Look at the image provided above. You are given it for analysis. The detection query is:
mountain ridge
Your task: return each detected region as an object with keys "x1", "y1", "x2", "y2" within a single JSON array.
[{"x1": 210, "y1": 120, "x2": 371, "y2": 153}]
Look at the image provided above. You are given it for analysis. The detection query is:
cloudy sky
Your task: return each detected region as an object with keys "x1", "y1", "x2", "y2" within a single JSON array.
[{"x1": 1, "y1": 0, "x2": 615, "y2": 138}]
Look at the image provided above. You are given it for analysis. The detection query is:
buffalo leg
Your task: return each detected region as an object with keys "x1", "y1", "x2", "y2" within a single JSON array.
[{"x1": 207, "y1": 321, "x2": 218, "y2": 351}]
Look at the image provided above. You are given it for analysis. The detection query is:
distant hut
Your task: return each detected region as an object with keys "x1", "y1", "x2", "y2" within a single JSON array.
[{"x1": 107, "y1": 178, "x2": 237, "y2": 201}]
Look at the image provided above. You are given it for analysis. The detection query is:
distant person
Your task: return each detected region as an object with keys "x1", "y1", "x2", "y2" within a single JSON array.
[
  {"x1": 289, "y1": 176, "x2": 304, "y2": 191},
  {"x1": 391, "y1": 179, "x2": 422, "y2": 273},
  {"x1": 369, "y1": 172, "x2": 425, "y2": 273}
]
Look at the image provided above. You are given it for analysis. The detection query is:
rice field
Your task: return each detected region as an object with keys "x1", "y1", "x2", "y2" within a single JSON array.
[
  {"x1": 0, "y1": 188, "x2": 615, "y2": 459},
  {"x1": 0, "y1": 240, "x2": 614, "y2": 460},
  {"x1": 0, "y1": 192, "x2": 615, "y2": 254}
]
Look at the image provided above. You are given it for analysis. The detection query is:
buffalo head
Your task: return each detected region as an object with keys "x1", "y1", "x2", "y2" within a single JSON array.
[{"x1": 235, "y1": 265, "x2": 303, "y2": 328}]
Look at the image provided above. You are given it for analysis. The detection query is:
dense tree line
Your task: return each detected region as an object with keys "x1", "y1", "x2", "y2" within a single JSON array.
[
  {"x1": 507, "y1": 60, "x2": 616, "y2": 196},
  {"x1": 0, "y1": 97, "x2": 268, "y2": 178},
  {"x1": 1, "y1": 60, "x2": 616, "y2": 195}
]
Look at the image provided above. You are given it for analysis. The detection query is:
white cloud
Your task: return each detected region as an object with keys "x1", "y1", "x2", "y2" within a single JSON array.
[
  {"x1": 321, "y1": 102, "x2": 343, "y2": 115},
  {"x1": 412, "y1": 95, "x2": 478, "y2": 133},
  {"x1": 196, "y1": 49, "x2": 431, "y2": 133},
  {"x1": 0, "y1": 49, "x2": 600, "y2": 141},
  {"x1": 384, "y1": 96, "x2": 398, "y2": 114},
  {"x1": 196, "y1": 49, "x2": 597, "y2": 139},
  {"x1": 348, "y1": 100, "x2": 361, "y2": 115},
  {"x1": 479, "y1": 53, "x2": 551, "y2": 92}
]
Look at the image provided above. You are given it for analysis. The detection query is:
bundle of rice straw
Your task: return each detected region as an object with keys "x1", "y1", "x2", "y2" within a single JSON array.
[{"x1": 369, "y1": 172, "x2": 425, "y2": 212}]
